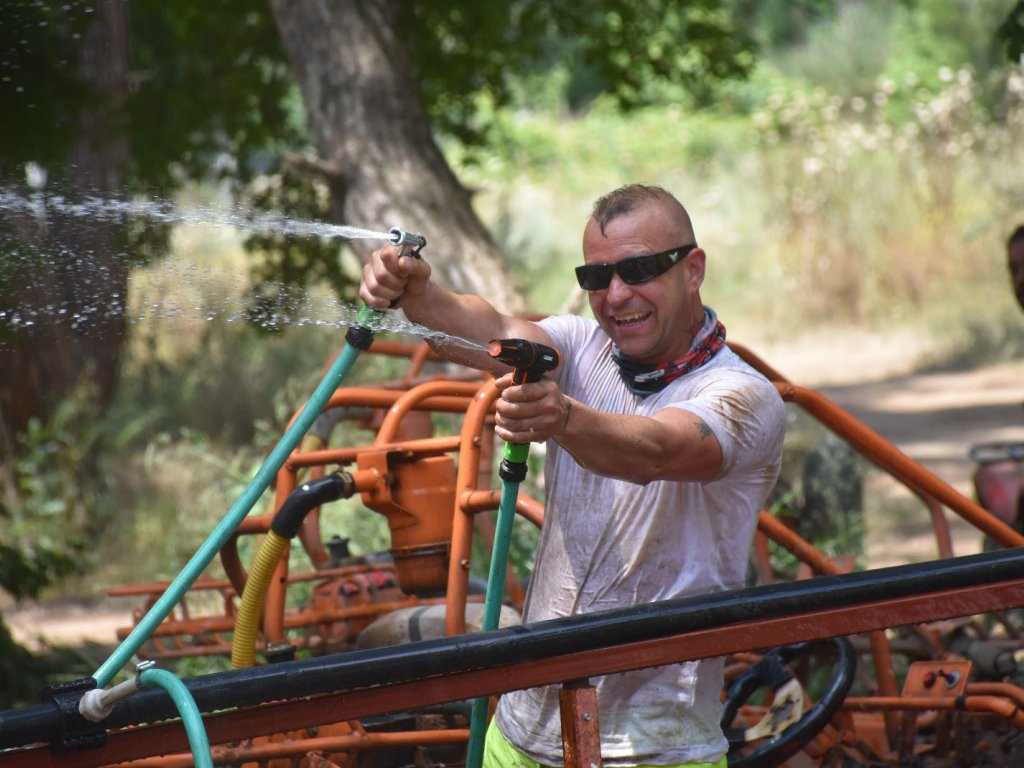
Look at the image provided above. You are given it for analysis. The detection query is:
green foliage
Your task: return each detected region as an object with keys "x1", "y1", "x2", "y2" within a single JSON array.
[
  {"x1": 0, "y1": 2, "x2": 92, "y2": 166},
  {"x1": 236, "y1": 169, "x2": 357, "y2": 319},
  {"x1": 123, "y1": 0, "x2": 299, "y2": 191},
  {"x1": 725, "y1": 0, "x2": 838, "y2": 49},
  {"x1": 0, "y1": 385, "x2": 148, "y2": 600},
  {"x1": 0, "y1": 617, "x2": 49, "y2": 707},
  {"x1": 999, "y1": 0, "x2": 1024, "y2": 61},
  {"x1": 402, "y1": 1, "x2": 755, "y2": 149}
]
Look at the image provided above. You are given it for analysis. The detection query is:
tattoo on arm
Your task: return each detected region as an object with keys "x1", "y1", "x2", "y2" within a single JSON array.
[{"x1": 695, "y1": 419, "x2": 713, "y2": 441}]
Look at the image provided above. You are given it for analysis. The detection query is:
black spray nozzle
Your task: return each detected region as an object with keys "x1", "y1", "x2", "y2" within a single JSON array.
[
  {"x1": 388, "y1": 227, "x2": 426, "y2": 258},
  {"x1": 488, "y1": 338, "x2": 560, "y2": 384}
]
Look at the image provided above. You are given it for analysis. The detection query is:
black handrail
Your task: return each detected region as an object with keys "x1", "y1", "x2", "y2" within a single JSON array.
[{"x1": 3, "y1": 545, "x2": 1024, "y2": 751}]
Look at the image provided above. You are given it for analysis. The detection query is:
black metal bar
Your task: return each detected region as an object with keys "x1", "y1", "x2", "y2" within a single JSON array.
[{"x1": 3, "y1": 546, "x2": 1024, "y2": 750}]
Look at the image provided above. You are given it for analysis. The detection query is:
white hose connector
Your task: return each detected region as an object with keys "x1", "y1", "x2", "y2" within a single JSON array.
[{"x1": 79, "y1": 662, "x2": 152, "y2": 722}]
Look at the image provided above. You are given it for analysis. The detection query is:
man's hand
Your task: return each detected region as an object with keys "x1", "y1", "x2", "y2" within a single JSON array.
[
  {"x1": 358, "y1": 243, "x2": 432, "y2": 310},
  {"x1": 493, "y1": 373, "x2": 572, "y2": 444}
]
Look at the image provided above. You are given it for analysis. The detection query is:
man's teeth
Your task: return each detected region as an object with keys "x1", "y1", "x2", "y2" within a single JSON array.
[{"x1": 615, "y1": 313, "x2": 648, "y2": 324}]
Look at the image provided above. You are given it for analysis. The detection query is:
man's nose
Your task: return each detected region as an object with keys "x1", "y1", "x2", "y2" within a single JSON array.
[{"x1": 605, "y1": 273, "x2": 633, "y2": 304}]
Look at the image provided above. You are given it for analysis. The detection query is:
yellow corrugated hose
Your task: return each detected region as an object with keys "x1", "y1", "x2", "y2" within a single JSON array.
[{"x1": 231, "y1": 530, "x2": 289, "y2": 669}]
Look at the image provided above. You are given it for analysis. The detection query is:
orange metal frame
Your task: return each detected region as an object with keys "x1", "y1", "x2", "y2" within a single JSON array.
[{"x1": 27, "y1": 337, "x2": 1023, "y2": 768}]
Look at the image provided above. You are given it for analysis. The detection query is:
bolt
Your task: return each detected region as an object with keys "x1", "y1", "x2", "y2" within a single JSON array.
[
  {"x1": 582, "y1": 713, "x2": 591, "y2": 721},
  {"x1": 135, "y1": 660, "x2": 156, "y2": 674},
  {"x1": 460, "y1": 559, "x2": 471, "y2": 570}
]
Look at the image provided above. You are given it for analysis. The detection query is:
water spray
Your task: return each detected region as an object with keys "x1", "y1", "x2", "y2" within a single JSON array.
[
  {"x1": 84, "y1": 226, "x2": 425, "y2": 756},
  {"x1": 466, "y1": 337, "x2": 560, "y2": 768}
]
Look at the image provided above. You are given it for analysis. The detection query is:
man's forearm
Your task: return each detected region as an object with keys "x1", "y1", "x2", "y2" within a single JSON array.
[{"x1": 555, "y1": 399, "x2": 722, "y2": 484}]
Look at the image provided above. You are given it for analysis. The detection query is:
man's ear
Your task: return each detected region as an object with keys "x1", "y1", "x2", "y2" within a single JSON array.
[{"x1": 687, "y1": 248, "x2": 707, "y2": 288}]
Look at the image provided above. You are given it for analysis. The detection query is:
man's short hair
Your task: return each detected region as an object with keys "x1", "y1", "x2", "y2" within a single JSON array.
[{"x1": 591, "y1": 184, "x2": 681, "y2": 235}]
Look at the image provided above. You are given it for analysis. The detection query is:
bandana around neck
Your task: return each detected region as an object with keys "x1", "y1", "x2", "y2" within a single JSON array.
[{"x1": 612, "y1": 306, "x2": 727, "y2": 396}]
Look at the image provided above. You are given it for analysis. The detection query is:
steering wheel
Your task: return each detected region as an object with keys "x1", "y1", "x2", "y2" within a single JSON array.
[{"x1": 720, "y1": 636, "x2": 856, "y2": 768}]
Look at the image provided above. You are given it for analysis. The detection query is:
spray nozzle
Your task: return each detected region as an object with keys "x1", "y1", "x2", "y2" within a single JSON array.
[
  {"x1": 488, "y1": 338, "x2": 560, "y2": 385},
  {"x1": 388, "y1": 227, "x2": 426, "y2": 258},
  {"x1": 346, "y1": 226, "x2": 427, "y2": 351}
]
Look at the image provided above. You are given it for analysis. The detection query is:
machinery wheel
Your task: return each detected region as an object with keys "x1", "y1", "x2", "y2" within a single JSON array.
[{"x1": 720, "y1": 636, "x2": 856, "y2": 768}]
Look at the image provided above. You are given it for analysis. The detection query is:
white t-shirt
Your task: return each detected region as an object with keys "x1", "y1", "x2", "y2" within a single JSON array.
[{"x1": 493, "y1": 314, "x2": 786, "y2": 766}]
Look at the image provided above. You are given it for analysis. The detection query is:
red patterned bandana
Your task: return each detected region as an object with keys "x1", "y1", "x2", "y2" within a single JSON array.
[{"x1": 612, "y1": 307, "x2": 727, "y2": 396}]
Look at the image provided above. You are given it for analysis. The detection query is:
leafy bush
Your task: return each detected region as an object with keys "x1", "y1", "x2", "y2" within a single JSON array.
[{"x1": 0, "y1": 384, "x2": 149, "y2": 600}]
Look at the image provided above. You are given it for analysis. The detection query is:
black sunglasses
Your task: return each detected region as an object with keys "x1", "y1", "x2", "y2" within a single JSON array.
[{"x1": 574, "y1": 243, "x2": 698, "y2": 291}]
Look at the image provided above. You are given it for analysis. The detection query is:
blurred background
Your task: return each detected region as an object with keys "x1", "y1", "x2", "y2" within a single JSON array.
[{"x1": 1, "y1": 0, "x2": 1022, "y2": 704}]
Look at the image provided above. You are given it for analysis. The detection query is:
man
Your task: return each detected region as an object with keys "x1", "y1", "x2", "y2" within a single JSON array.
[
  {"x1": 1009, "y1": 224, "x2": 1024, "y2": 313},
  {"x1": 360, "y1": 184, "x2": 786, "y2": 767}
]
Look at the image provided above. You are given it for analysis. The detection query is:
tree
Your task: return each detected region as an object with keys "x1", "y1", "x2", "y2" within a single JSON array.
[
  {"x1": 2, "y1": 0, "x2": 755, "y2": 438},
  {"x1": 0, "y1": 0, "x2": 297, "y2": 440},
  {"x1": 0, "y1": 0, "x2": 131, "y2": 442},
  {"x1": 269, "y1": 0, "x2": 755, "y2": 314},
  {"x1": 0, "y1": 0, "x2": 754, "y2": 632}
]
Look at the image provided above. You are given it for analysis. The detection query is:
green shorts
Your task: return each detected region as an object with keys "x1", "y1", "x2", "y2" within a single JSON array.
[{"x1": 483, "y1": 719, "x2": 728, "y2": 768}]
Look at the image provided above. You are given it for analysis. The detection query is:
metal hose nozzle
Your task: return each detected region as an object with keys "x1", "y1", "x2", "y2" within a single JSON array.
[{"x1": 388, "y1": 227, "x2": 426, "y2": 257}]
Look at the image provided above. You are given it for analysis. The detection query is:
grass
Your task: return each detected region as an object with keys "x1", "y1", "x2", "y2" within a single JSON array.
[{"x1": 461, "y1": 66, "x2": 1024, "y2": 354}]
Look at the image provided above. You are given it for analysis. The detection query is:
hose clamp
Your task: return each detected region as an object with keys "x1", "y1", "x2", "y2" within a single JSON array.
[{"x1": 39, "y1": 677, "x2": 108, "y2": 753}]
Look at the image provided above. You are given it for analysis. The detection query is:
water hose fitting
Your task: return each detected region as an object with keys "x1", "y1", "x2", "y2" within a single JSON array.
[
  {"x1": 487, "y1": 338, "x2": 559, "y2": 385},
  {"x1": 344, "y1": 225, "x2": 426, "y2": 348},
  {"x1": 79, "y1": 677, "x2": 141, "y2": 723},
  {"x1": 488, "y1": 338, "x2": 560, "y2": 480}
]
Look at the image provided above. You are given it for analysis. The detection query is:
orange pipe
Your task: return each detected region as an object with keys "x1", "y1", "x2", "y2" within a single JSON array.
[
  {"x1": 460, "y1": 489, "x2": 545, "y2": 528},
  {"x1": 101, "y1": 728, "x2": 468, "y2": 768},
  {"x1": 966, "y1": 682, "x2": 1024, "y2": 709},
  {"x1": 446, "y1": 381, "x2": 501, "y2": 636},
  {"x1": 287, "y1": 436, "x2": 463, "y2": 468},
  {"x1": 777, "y1": 384, "x2": 1024, "y2": 548},
  {"x1": 843, "y1": 696, "x2": 1024, "y2": 729},
  {"x1": 374, "y1": 381, "x2": 482, "y2": 445},
  {"x1": 732, "y1": 341, "x2": 965, "y2": 559},
  {"x1": 757, "y1": 510, "x2": 840, "y2": 577}
]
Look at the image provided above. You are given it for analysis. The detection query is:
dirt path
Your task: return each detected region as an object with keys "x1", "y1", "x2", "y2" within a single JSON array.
[
  {"x1": 760, "y1": 331, "x2": 1024, "y2": 568},
  {"x1": 6, "y1": 337, "x2": 1024, "y2": 648}
]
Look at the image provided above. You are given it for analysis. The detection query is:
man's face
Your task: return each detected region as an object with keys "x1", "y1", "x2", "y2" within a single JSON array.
[
  {"x1": 582, "y1": 202, "x2": 705, "y2": 365},
  {"x1": 1010, "y1": 239, "x2": 1024, "y2": 313}
]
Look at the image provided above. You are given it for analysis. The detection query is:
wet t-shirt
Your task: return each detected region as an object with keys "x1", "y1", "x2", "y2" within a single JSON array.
[{"x1": 494, "y1": 314, "x2": 786, "y2": 766}]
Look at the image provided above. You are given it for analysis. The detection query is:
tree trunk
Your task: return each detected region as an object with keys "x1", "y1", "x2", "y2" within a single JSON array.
[
  {"x1": 269, "y1": 0, "x2": 526, "y2": 315},
  {"x1": 0, "y1": 0, "x2": 130, "y2": 444}
]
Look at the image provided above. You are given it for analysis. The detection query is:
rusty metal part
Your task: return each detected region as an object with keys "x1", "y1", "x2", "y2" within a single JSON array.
[
  {"x1": 358, "y1": 451, "x2": 457, "y2": 595},
  {"x1": 560, "y1": 680, "x2": 602, "y2": 768},
  {"x1": 99, "y1": 725, "x2": 468, "y2": 768},
  {"x1": 108, "y1": 562, "x2": 413, "y2": 660}
]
